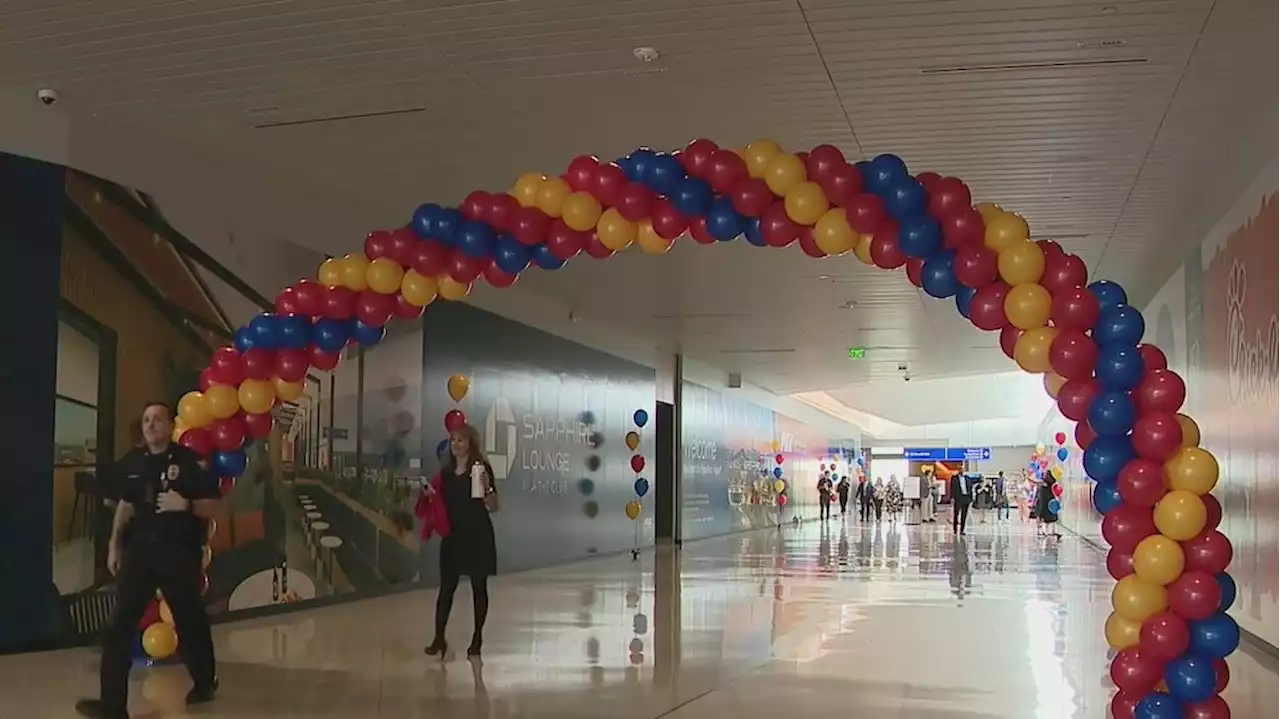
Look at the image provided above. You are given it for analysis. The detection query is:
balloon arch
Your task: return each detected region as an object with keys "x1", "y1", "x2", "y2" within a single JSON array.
[{"x1": 174, "y1": 139, "x2": 1237, "y2": 718}]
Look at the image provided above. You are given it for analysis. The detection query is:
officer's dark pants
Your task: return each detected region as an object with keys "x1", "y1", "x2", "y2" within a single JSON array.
[{"x1": 100, "y1": 540, "x2": 216, "y2": 711}]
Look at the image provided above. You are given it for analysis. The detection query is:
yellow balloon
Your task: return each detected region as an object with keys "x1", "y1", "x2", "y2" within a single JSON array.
[
  {"x1": 813, "y1": 208, "x2": 856, "y2": 255},
  {"x1": 1014, "y1": 327, "x2": 1059, "y2": 373},
  {"x1": 1043, "y1": 371, "x2": 1066, "y2": 398},
  {"x1": 171, "y1": 418, "x2": 187, "y2": 444},
  {"x1": 774, "y1": 479, "x2": 786, "y2": 493},
  {"x1": 625, "y1": 501, "x2": 642, "y2": 520},
  {"x1": 1165, "y1": 447, "x2": 1219, "y2": 495},
  {"x1": 201, "y1": 545, "x2": 213, "y2": 569},
  {"x1": 447, "y1": 374, "x2": 471, "y2": 402},
  {"x1": 142, "y1": 622, "x2": 178, "y2": 659},
  {"x1": 636, "y1": 219, "x2": 673, "y2": 254},
  {"x1": 1004, "y1": 283, "x2": 1052, "y2": 330},
  {"x1": 365, "y1": 257, "x2": 405, "y2": 295},
  {"x1": 561, "y1": 191, "x2": 603, "y2": 232},
  {"x1": 1050, "y1": 465, "x2": 1064, "y2": 479},
  {"x1": 853, "y1": 233, "x2": 874, "y2": 265},
  {"x1": 318, "y1": 257, "x2": 345, "y2": 287},
  {"x1": 1134, "y1": 535, "x2": 1186, "y2": 586},
  {"x1": 770, "y1": 440, "x2": 782, "y2": 452},
  {"x1": 511, "y1": 172, "x2": 546, "y2": 208},
  {"x1": 272, "y1": 377, "x2": 304, "y2": 402},
  {"x1": 984, "y1": 211, "x2": 1029, "y2": 252},
  {"x1": 784, "y1": 181, "x2": 830, "y2": 226},
  {"x1": 1176, "y1": 413, "x2": 1201, "y2": 447},
  {"x1": 536, "y1": 176, "x2": 572, "y2": 218},
  {"x1": 437, "y1": 275, "x2": 472, "y2": 301},
  {"x1": 1112, "y1": 575, "x2": 1168, "y2": 622},
  {"x1": 341, "y1": 253, "x2": 370, "y2": 291},
  {"x1": 1036, "y1": 442, "x2": 1047, "y2": 454},
  {"x1": 177, "y1": 391, "x2": 213, "y2": 430},
  {"x1": 1154, "y1": 489, "x2": 1208, "y2": 540},
  {"x1": 203, "y1": 383, "x2": 240, "y2": 421},
  {"x1": 625, "y1": 431, "x2": 641, "y2": 451},
  {"x1": 997, "y1": 241, "x2": 1046, "y2": 285},
  {"x1": 400, "y1": 269, "x2": 438, "y2": 307},
  {"x1": 974, "y1": 202, "x2": 1003, "y2": 222},
  {"x1": 237, "y1": 379, "x2": 275, "y2": 415},
  {"x1": 159, "y1": 599, "x2": 174, "y2": 626},
  {"x1": 764, "y1": 152, "x2": 807, "y2": 196},
  {"x1": 1105, "y1": 612, "x2": 1141, "y2": 650},
  {"x1": 743, "y1": 139, "x2": 783, "y2": 178},
  {"x1": 596, "y1": 208, "x2": 637, "y2": 251}
]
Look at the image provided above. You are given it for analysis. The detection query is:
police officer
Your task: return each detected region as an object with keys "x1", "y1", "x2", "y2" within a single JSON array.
[{"x1": 76, "y1": 402, "x2": 221, "y2": 719}]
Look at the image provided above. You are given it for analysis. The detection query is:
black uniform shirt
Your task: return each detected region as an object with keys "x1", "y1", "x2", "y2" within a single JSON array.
[{"x1": 117, "y1": 444, "x2": 220, "y2": 550}]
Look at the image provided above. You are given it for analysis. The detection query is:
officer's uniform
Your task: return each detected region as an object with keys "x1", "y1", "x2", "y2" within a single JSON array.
[{"x1": 100, "y1": 443, "x2": 219, "y2": 712}]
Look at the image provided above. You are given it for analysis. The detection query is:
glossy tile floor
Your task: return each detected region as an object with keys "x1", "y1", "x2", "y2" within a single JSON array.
[{"x1": 3, "y1": 518, "x2": 1276, "y2": 718}]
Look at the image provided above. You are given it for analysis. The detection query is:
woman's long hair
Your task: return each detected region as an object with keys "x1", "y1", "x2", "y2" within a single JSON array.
[{"x1": 443, "y1": 423, "x2": 489, "y2": 474}]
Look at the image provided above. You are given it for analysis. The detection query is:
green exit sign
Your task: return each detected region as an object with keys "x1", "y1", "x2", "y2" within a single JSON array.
[{"x1": 847, "y1": 347, "x2": 867, "y2": 360}]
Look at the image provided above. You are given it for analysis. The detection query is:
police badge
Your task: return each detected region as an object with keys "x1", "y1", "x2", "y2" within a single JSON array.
[{"x1": 165, "y1": 463, "x2": 181, "y2": 488}]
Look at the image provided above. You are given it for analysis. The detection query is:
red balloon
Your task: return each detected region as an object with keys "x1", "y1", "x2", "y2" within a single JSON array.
[
  {"x1": 324, "y1": 286, "x2": 357, "y2": 319},
  {"x1": 705, "y1": 149, "x2": 748, "y2": 194},
  {"x1": 1050, "y1": 287, "x2": 1101, "y2": 331},
  {"x1": 1107, "y1": 548, "x2": 1136, "y2": 579},
  {"x1": 1135, "y1": 369, "x2": 1186, "y2": 414},
  {"x1": 392, "y1": 293, "x2": 425, "y2": 319},
  {"x1": 615, "y1": 183, "x2": 653, "y2": 222},
  {"x1": 444, "y1": 409, "x2": 467, "y2": 432},
  {"x1": 798, "y1": 228, "x2": 827, "y2": 258},
  {"x1": 630, "y1": 455, "x2": 646, "y2": 473},
  {"x1": 242, "y1": 412, "x2": 273, "y2": 440},
  {"x1": 482, "y1": 260, "x2": 519, "y2": 289},
  {"x1": 969, "y1": 281, "x2": 1011, "y2": 331},
  {"x1": 1212, "y1": 658, "x2": 1230, "y2": 693},
  {"x1": 927, "y1": 177, "x2": 971, "y2": 218},
  {"x1": 759, "y1": 203, "x2": 800, "y2": 247},
  {"x1": 1054, "y1": 431, "x2": 1067, "y2": 444},
  {"x1": 460, "y1": 190, "x2": 492, "y2": 221},
  {"x1": 487, "y1": 193, "x2": 520, "y2": 233},
  {"x1": 999, "y1": 325, "x2": 1021, "y2": 358},
  {"x1": 386, "y1": 228, "x2": 417, "y2": 265},
  {"x1": 355, "y1": 291, "x2": 395, "y2": 327},
  {"x1": 363, "y1": 230, "x2": 393, "y2": 261},
  {"x1": 275, "y1": 288, "x2": 301, "y2": 316},
  {"x1": 1057, "y1": 378, "x2": 1098, "y2": 422},
  {"x1": 869, "y1": 224, "x2": 907, "y2": 269},
  {"x1": 592, "y1": 163, "x2": 628, "y2": 206},
  {"x1": 1102, "y1": 504, "x2": 1157, "y2": 552},
  {"x1": 448, "y1": 253, "x2": 485, "y2": 284},
  {"x1": 1182, "y1": 530, "x2": 1233, "y2": 575},
  {"x1": 406, "y1": 240, "x2": 447, "y2": 277},
  {"x1": 915, "y1": 171, "x2": 941, "y2": 188},
  {"x1": 209, "y1": 347, "x2": 244, "y2": 386},
  {"x1": 210, "y1": 417, "x2": 247, "y2": 453},
  {"x1": 1075, "y1": 420, "x2": 1097, "y2": 450},
  {"x1": 905, "y1": 257, "x2": 925, "y2": 287},
  {"x1": 730, "y1": 178, "x2": 774, "y2": 217},
  {"x1": 274, "y1": 348, "x2": 310, "y2": 383},
  {"x1": 805, "y1": 144, "x2": 846, "y2": 185},
  {"x1": 688, "y1": 216, "x2": 716, "y2": 245},
  {"x1": 953, "y1": 243, "x2": 998, "y2": 288},
  {"x1": 845, "y1": 193, "x2": 887, "y2": 234},
  {"x1": 680, "y1": 139, "x2": 718, "y2": 179},
  {"x1": 1117, "y1": 459, "x2": 1168, "y2": 508},
  {"x1": 1036, "y1": 239, "x2": 1064, "y2": 257},
  {"x1": 940, "y1": 207, "x2": 984, "y2": 248},
  {"x1": 1048, "y1": 330, "x2": 1098, "y2": 381},
  {"x1": 1139, "y1": 611, "x2": 1190, "y2": 662},
  {"x1": 1110, "y1": 647, "x2": 1163, "y2": 694},
  {"x1": 545, "y1": 219, "x2": 585, "y2": 261},
  {"x1": 1041, "y1": 252, "x2": 1087, "y2": 296},
  {"x1": 1132, "y1": 413, "x2": 1183, "y2": 462},
  {"x1": 198, "y1": 368, "x2": 216, "y2": 392},
  {"x1": 1202, "y1": 493, "x2": 1222, "y2": 531},
  {"x1": 292, "y1": 280, "x2": 326, "y2": 317},
  {"x1": 512, "y1": 206, "x2": 551, "y2": 246},
  {"x1": 565, "y1": 155, "x2": 599, "y2": 192},
  {"x1": 819, "y1": 162, "x2": 862, "y2": 208},
  {"x1": 1110, "y1": 690, "x2": 1141, "y2": 719},
  {"x1": 1183, "y1": 696, "x2": 1230, "y2": 719},
  {"x1": 179, "y1": 427, "x2": 215, "y2": 457},
  {"x1": 651, "y1": 198, "x2": 689, "y2": 239},
  {"x1": 1138, "y1": 344, "x2": 1168, "y2": 371},
  {"x1": 240, "y1": 348, "x2": 275, "y2": 381},
  {"x1": 584, "y1": 232, "x2": 615, "y2": 259},
  {"x1": 308, "y1": 346, "x2": 340, "y2": 371},
  {"x1": 1167, "y1": 570, "x2": 1223, "y2": 620},
  {"x1": 218, "y1": 477, "x2": 236, "y2": 495}
]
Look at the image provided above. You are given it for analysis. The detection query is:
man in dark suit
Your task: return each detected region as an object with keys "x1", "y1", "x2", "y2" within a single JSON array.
[{"x1": 949, "y1": 470, "x2": 972, "y2": 535}]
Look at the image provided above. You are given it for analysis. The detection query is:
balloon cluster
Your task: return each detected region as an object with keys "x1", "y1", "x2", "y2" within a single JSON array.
[
  {"x1": 1029, "y1": 436, "x2": 1069, "y2": 515},
  {"x1": 137, "y1": 523, "x2": 214, "y2": 663},
  {"x1": 434, "y1": 374, "x2": 471, "y2": 463},
  {"x1": 625, "y1": 409, "x2": 648, "y2": 521},
  {"x1": 773, "y1": 451, "x2": 787, "y2": 507}
]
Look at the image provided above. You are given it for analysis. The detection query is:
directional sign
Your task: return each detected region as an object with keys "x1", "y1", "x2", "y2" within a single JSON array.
[{"x1": 904, "y1": 447, "x2": 991, "y2": 462}]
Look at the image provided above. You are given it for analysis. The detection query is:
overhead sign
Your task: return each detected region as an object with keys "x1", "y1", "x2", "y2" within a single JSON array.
[{"x1": 904, "y1": 447, "x2": 992, "y2": 461}]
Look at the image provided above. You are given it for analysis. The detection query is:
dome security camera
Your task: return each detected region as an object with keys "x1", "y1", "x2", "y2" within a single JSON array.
[{"x1": 37, "y1": 88, "x2": 60, "y2": 105}]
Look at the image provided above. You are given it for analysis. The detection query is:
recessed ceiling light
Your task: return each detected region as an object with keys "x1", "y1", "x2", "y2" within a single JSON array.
[
  {"x1": 1100, "y1": 5, "x2": 1118, "y2": 15},
  {"x1": 817, "y1": 274, "x2": 832, "y2": 280},
  {"x1": 840, "y1": 300, "x2": 858, "y2": 309},
  {"x1": 633, "y1": 47, "x2": 660, "y2": 63}
]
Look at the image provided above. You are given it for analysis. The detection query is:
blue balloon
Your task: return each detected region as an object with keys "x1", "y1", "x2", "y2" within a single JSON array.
[
  {"x1": 233, "y1": 326, "x2": 256, "y2": 353},
  {"x1": 1216, "y1": 573, "x2": 1237, "y2": 611},
  {"x1": 920, "y1": 250, "x2": 960, "y2": 298},
  {"x1": 1088, "y1": 390, "x2": 1137, "y2": 435},
  {"x1": 212, "y1": 449, "x2": 248, "y2": 478},
  {"x1": 898, "y1": 215, "x2": 942, "y2": 258},
  {"x1": 1134, "y1": 692, "x2": 1182, "y2": 719},
  {"x1": 1189, "y1": 611, "x2": 1240, "y2": 659},
  {"x1": 633, "y1": 409, "x2": 649, "y2": 427},
  {"x1": 1095, "y1": 344, "x2": 1146, "y2": 391},
  {"x1": 532, "y1": 243, "x2": 566, "y2": 270},
  {"x1": 249, "y1": 313, "x2": 280, "y2": 350},
  {"x1": 642, "y1": 154, "x2": 684, "y2": 196},
  {"x1": 1047, "y1": 498, "x2": 1061, "y2": 514},
  {"x1": 671, "y1": 176, "x2": 713, "y2": 216},
  {"x1": 954, "y1": 285, "x2": 976, "y2": 318},
  {"x1": 1093, "y1": 481, "x2": 1123, "y2": 514},
  {"x1": 706, "y1": 197, "x2": 745, "y2": 241},
  {"x1": 432, "y1": 207, "x2": 464, "y2": 245},
  {"x1": 456, "y1": 219, "x2": 495, "y2": 259},
  {"x1": 883, "y1": 178, "x2": 927, "y2": 220},
  {"x1": 1094, "y1": 304, "x2": 1146, "y2": 348},
  {"x1": 743, "y1": 217, "x2": 768, "y2": 247},
  {"x1": 1164, "y1": 652, "x2": 1217, "y2": 704},
  {"x1": 312, "y1": 318, "x2": 351, "y2": 353},
  {"x1": 634, "y1": 478, "x2": 650, "y2": 497},
  {"x1": 773, "y1": 466, "x2": 784, "y2": 479},
  {"x1": 616, "y1": 154, "x2": 637, "y2": 179},
  {"x1": 410, "y1": 203, "x2": 444, "y2": 239},
  {"x1": 276, "y1": 315, "x2": 312, "y2": 350},
  {"x1": 1083, "y1": 434, "x2": 1135, "y2": 483},
  {"x1": 1057, "y1": 447, "x2": 1069, "y2": 461},
  {"x1": 493, "y1": 235, "x2": 532, "y2": 274},
  {"x1": 353, "y1": 320, "x2": 386, "y2": 347},
  {"x1": 866, "y1": 154, "x2": 908, "y2": 193},
  {"x1": 624, "y1": 148, "x2": 657, "y2": 182},
  {"x1": 1088, "y1": 279, "x2": 1129, "y2": 308},
  {"x1": 436, "y1": 439, "x2": 450, "y2": 461}
]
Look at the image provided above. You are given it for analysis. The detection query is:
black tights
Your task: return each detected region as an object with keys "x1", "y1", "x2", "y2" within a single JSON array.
[{"x1": 434, "y1": 570, "x2": 489, "y2": 645}]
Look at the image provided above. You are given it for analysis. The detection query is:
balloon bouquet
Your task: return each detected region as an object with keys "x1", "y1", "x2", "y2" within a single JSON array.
[
  {"x1": 626, "y1": 409, "x2": 648, "y2": 560},
  {"x1": 134, "y1": 523, "x2": 215, "y2": 666},
  {"x1": 771, "y1": 448, "x2": 787, "y2": 526}
]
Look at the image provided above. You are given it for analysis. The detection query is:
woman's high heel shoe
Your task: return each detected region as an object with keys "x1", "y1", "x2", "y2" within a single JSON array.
[
  {"x1": 424, "y1": 638, "x2": 448, "y2": 656},
  {"x1": 467, "y1": 637, "x2": 482, "y2": 657}
]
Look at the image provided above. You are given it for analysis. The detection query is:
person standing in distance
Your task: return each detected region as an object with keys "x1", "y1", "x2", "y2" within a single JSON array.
[
  {"x1": 949, "y1": 469, "x2": 972, "y2": 535},
  {"x1": 76, "y1": 402, "x2": 221, "y2": 719}
]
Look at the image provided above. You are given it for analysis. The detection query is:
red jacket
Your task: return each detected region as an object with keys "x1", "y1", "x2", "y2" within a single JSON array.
[{"x1": 413, "y1": 473, "x2": 451, "y2": 540}]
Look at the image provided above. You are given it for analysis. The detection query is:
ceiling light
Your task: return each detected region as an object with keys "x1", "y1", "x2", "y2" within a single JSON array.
[
  {"x1": 840, "y1": 300, "x2": 858, "y2": 309},
  {"x1": 633, "y1": 47, "x2": 660, "y2": 63},
  {"x1": 1100, "y1": 5, "x2": 1118, "y2": 15}
]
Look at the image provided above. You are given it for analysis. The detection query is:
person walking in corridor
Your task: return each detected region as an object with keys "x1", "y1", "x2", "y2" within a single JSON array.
[
  {"x1": 855, "y1": 476, "x2": 873, "y2": 521},
  {"x1": 816, "y1": 474, "x2": 833, "y2": 521},
  {"x1": 836, "y1": 475, "x2": 851, "y2": 517},
  {"x1": 949, "y1": 470, "x2": 972, "y2": 535}
]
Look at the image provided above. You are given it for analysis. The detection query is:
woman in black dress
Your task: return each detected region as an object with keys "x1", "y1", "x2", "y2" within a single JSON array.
[
  {"x1": 425, "y1": 423, "x2": 499, "y2": 658},
  {"x1": 1033, "y1": 477, "x2": 1060, "y2": 538}
]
